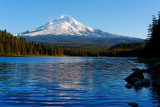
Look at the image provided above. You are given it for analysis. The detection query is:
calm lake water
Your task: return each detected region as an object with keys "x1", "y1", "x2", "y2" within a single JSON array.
[{"x1": 0, "y1": 57, "x2": 159, "y2": 106}]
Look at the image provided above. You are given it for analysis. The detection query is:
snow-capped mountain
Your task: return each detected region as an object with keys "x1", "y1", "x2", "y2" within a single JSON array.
[{"x1": 16, "y1": 15, "x2": 124, "y2": 38}]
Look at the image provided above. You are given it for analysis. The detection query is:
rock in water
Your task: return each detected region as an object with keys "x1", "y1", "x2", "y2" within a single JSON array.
[
  {"x1": 142, "y1": 79, "x2": 150, "y2": 86},
  {"x1": 125, "y1": 83, "x2": 132, "y2": 88},
  {"x1": 128, "y1": 102, "x2": 138, "y2": 107},
  {"x1": 129, "y1": 78, "x2": 140, "y2": 83},
  {"x1": 125, "y1": 70, "x2": 144, "y2": 82},
  {"x1": 133, "y1": 79, "x2": 142, "y2": 87}
]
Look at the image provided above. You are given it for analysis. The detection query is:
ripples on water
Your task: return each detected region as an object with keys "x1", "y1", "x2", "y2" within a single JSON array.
[{"x1": 0, "y1": 57, "x2": 159, "y2": 106}]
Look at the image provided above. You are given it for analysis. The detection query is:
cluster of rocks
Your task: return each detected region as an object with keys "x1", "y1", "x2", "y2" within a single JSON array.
[
  {"x1": 125, "y1": 63, "x2": 160, "y2": 107},
  {"x1": 124, "y1": 68, "x2": 150, "y2": 89},
  {"x1": 125, "y1": 68, "x2": 151, "y2": 107}
]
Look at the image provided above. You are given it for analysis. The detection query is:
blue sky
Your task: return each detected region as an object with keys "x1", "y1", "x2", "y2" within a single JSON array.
[{"x1": 0, "y1": 0, "x2": 160, "y2": 39}]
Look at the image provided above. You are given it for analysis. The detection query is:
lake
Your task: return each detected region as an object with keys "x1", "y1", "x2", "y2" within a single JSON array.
[{"x1": 0, "y1": 57, "x2": 159, "y2": 106}]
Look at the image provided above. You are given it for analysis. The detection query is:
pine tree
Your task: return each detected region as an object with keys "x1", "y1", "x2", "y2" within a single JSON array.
[{"x1": 144, "y1": 12, "x2": 160, "y2": 57}]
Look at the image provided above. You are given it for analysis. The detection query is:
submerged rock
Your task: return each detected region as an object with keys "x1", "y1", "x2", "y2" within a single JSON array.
[
  {"x1": 125, "y1": 83, "x2": 132, "y2": 89},
  {"x1": 133, "y1": 79, "x2": 142, "y2": 87},
  {"x1": 129, "y1": 78, "x2": 140, "y2": 83},
  {"x1": 142, "y1": 79, "x2": 150, "y2": 86},
  {"x1": 128, "y1": 102, "x2": 138, "y2": 107}
]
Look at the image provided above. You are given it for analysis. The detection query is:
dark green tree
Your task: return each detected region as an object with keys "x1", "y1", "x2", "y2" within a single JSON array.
[{"x1": 143, "y1": 12, "x2": 160, "y2": 57}]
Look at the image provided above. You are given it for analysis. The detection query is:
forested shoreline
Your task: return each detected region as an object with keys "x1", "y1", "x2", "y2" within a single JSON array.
[
  {"x1": 0, "y1": 30, "x2": 64, "y2": 56},
  {"x1": 0, "y1": 30, "x2": 145, "y2": 57}
]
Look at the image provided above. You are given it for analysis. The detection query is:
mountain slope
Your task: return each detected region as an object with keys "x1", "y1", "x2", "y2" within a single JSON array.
[
  {"x1": 16, "y1": 15, "x2": 144, "y2": 45},
  {"x1": 17, "y1": 15, "x2": 95, "y2": 36},
  {"x1": 16, "y1": 15, "x2": 130, "y2": 38}
]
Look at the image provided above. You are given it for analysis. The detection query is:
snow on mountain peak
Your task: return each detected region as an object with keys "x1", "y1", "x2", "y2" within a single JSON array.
[
  {"x1": 59, "y1": 15, "x2": 73, "y2": 20},
  {"x1": 53, "y1": 15, "x2": 79, "y2": 26},
  {"x1": 17, "y1": 15, "x2": 112, "y2": 37}
]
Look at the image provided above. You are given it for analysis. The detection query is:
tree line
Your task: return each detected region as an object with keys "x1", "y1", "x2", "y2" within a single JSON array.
[
  {"x1": 0, "y1": 30, "x2": 63, "y2": 56},
  {"x1": 0, "y1": 30, "x2": 100, "y2": 56},
  {"x1": 100, "y1": 42, "x2": 145, "y2": 57},
  {"x1": 140, "y1": 12, "x2": 160, "y2": 57},
  {"x1": 0, "y1": 29, "x2": 145, "y2": 57}
]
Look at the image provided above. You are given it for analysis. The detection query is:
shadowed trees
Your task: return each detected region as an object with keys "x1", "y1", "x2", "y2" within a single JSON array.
[{"x1": 142, "y1": 12, "x2": 160, "y2": 57}]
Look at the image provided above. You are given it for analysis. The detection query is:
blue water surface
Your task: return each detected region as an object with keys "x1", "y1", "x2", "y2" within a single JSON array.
[{"x1": 0, "y1": 57, "x2": 158, "y2": 106}]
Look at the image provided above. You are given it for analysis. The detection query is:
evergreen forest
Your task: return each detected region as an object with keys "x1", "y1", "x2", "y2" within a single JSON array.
[{"x1": 0, "y1": 29, "x2": 145, "y2": 57}]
